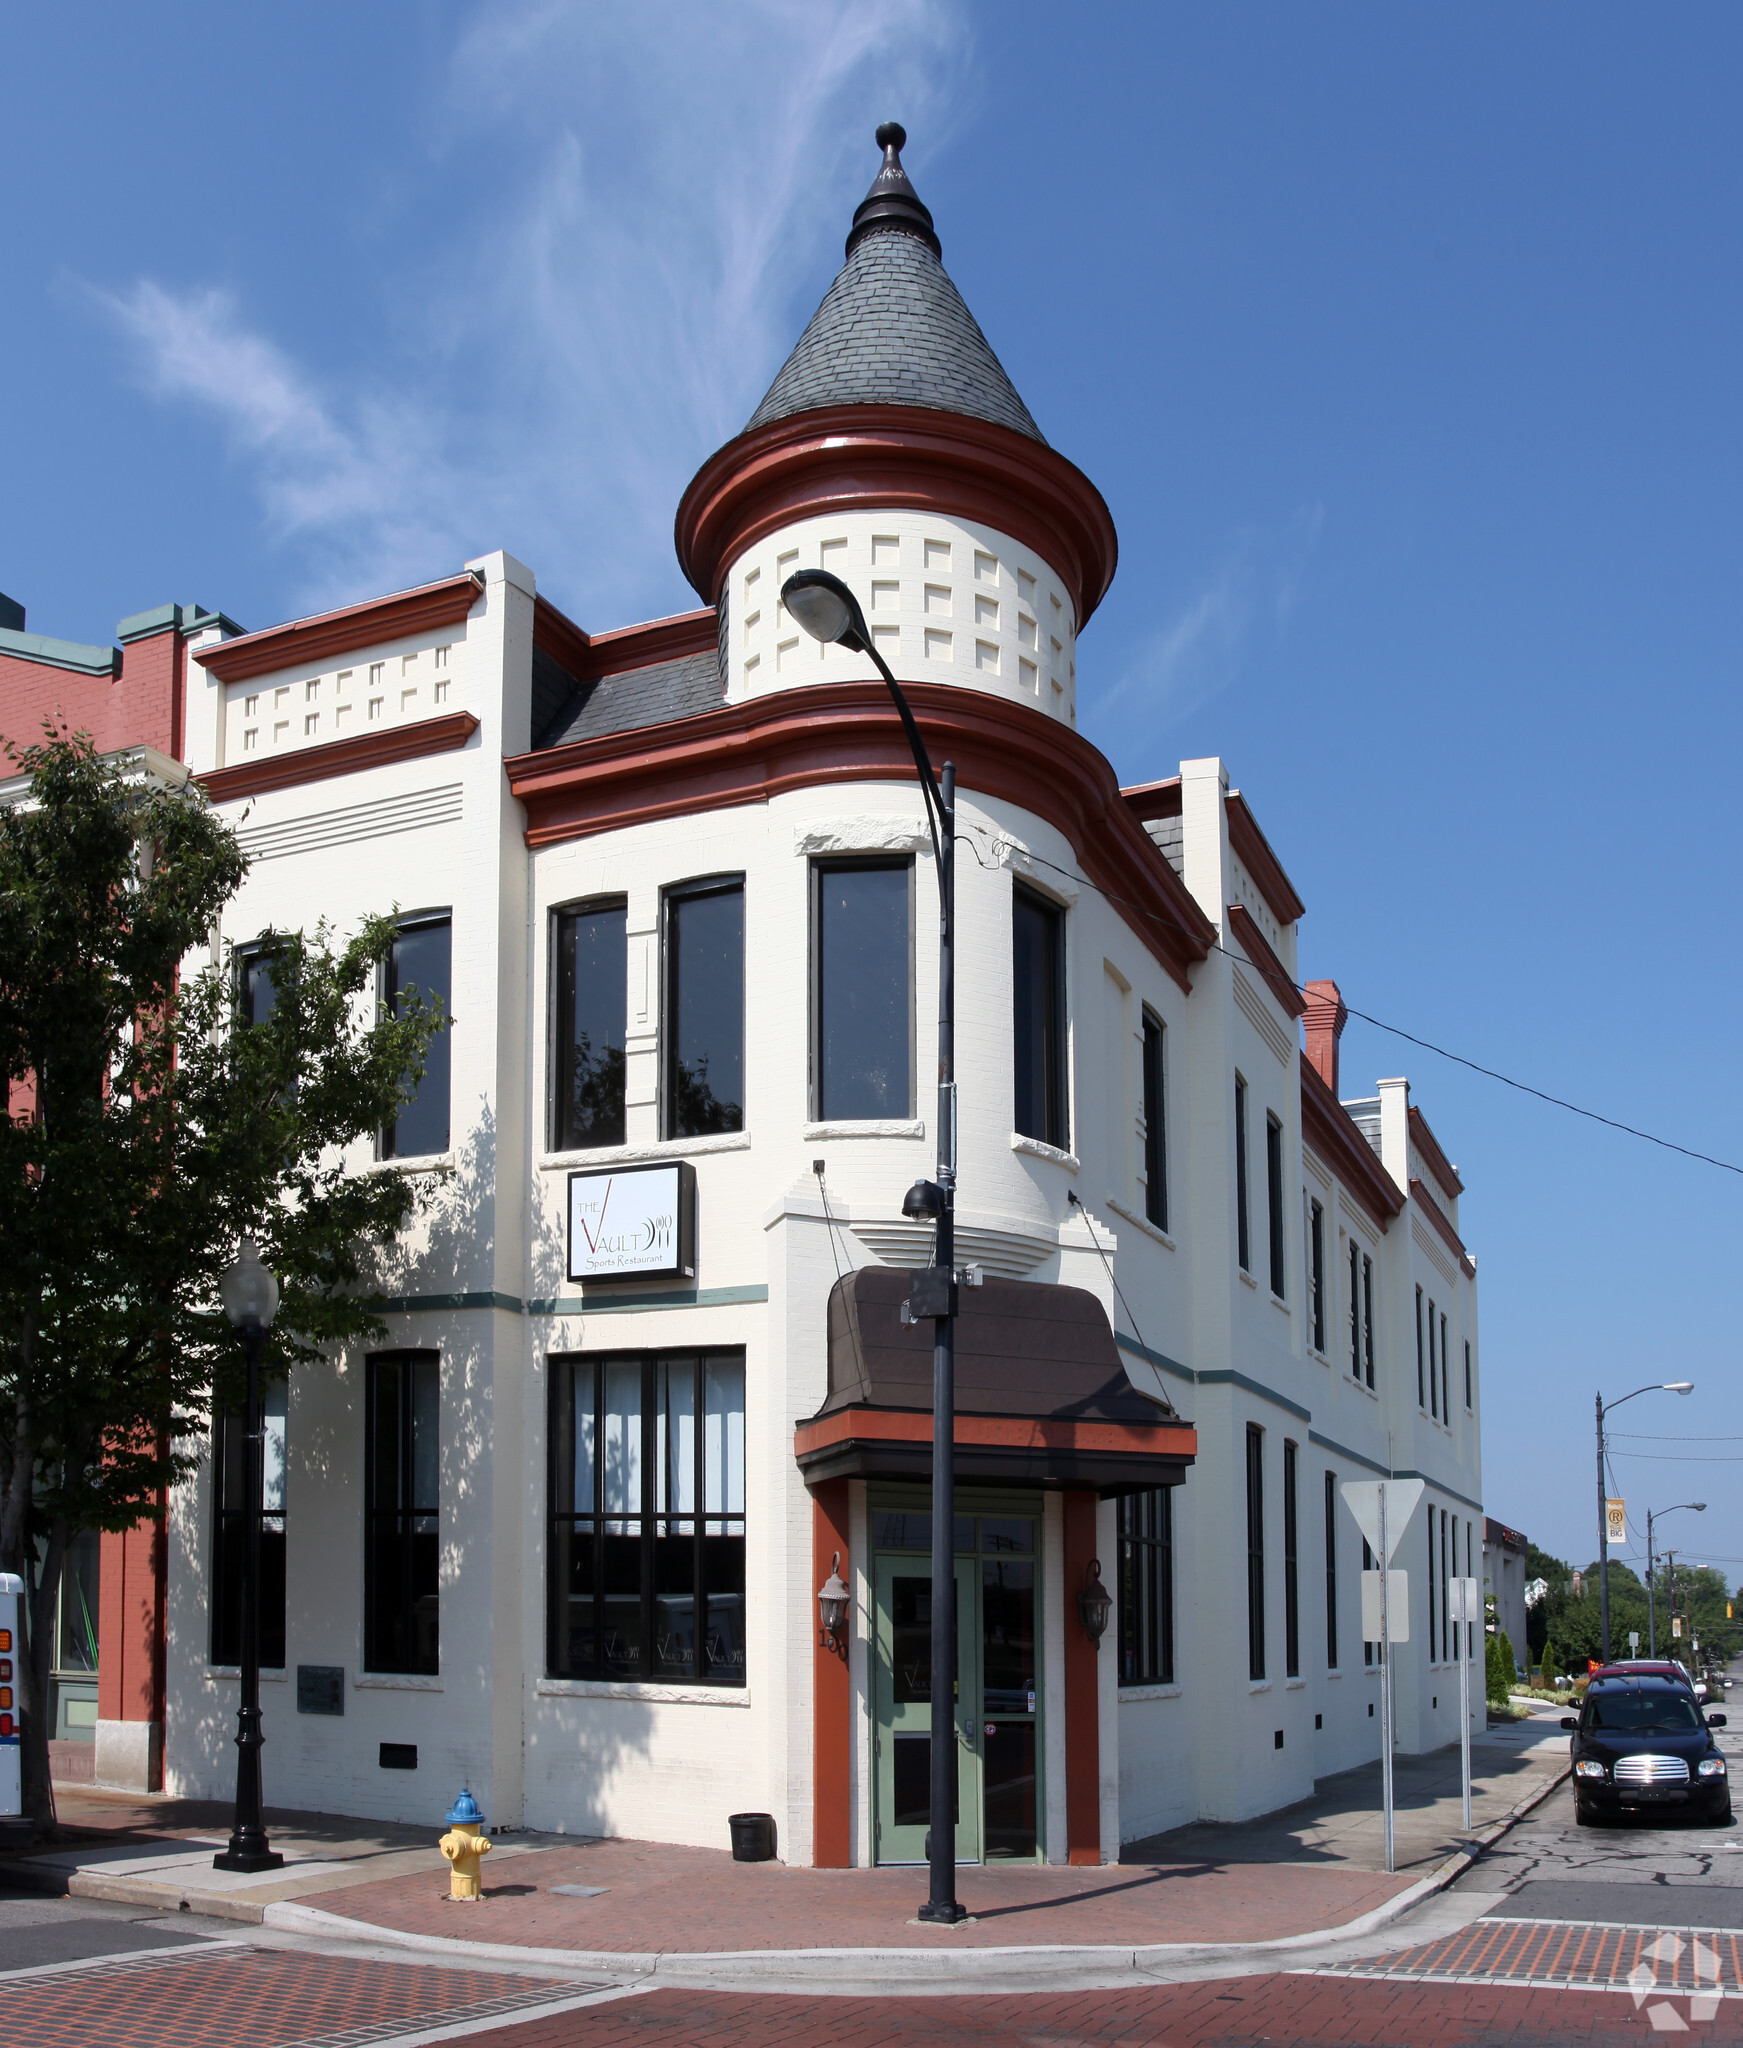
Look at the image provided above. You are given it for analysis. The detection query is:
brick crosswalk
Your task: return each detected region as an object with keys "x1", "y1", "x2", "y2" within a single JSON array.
[
  {"x1": 1316, "y1": 1916, "x2": 1743, "y2": 1992},
  {"x1": 4, "y1": 1944, "x2": 588, "y2": 2048}
]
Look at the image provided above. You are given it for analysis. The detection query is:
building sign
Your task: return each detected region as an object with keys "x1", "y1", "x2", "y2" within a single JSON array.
[
  {"x1": 297, "y1": 1665, "x2": 344, "y2": 1716},
  {"x1": 567, "y1": 1162, "x2": 696, "y2": 1282}
]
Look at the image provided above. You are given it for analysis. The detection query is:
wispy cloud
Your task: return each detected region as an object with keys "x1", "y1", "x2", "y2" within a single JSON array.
[
  {"x1": 1094, "y1": 506, "x2": 1325, "y2": 730},
  {"x1": 89, "y1": 0, "x2": 970, "y2": 622}
]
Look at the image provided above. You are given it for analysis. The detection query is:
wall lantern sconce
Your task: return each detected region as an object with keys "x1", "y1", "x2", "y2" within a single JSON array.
[
  {"x1": 1078, "y1": 1560, "x2": 1112, "y2": 1649},
  {"x1": 818, "y1": 1552, "x2": 850, "y2": 1649}
]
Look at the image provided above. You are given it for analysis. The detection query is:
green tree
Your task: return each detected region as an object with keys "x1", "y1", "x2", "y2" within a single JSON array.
[
  {"x1": 1538, "y1": 1635, "x2": 1558, "y2": 1689},
  {"x1": 1487, "y1": 1629, "x2": 1514, "y2": 1705},
  {"x1": 0, "y1": 732, "x2": 441, "y2": 1824}
]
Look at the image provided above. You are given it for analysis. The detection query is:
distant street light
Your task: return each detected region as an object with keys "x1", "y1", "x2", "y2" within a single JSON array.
[
  {"x1": 1647, "y1": 1502, "x2": 1706, "y2": 1658},
  {"x1": 213, "y1": 1241, "x2": 285, "y2": 1874},
  {"x1": 1597, "y1": 1382, "x2": 1694, "y2": 1663}
]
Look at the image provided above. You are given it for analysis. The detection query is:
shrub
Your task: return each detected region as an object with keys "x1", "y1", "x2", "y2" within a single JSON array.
[{"x1": 1486, "y1": 1630, "x2": 1514, "y2": 1705}]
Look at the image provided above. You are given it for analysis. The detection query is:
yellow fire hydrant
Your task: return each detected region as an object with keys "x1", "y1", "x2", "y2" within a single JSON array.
[{"x1": 439, "y1": 1787, "x2": 492, "y2": 1902}]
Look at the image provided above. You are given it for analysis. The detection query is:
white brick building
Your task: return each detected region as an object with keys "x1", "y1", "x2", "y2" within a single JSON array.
[{"x1": 156, "y1": 127, "x2": 1485, "y2": 1864}]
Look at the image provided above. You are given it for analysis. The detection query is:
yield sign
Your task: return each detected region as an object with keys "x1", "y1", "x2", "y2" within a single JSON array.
[{"x1": 1339, "y1": 1478, "x2": 1426, "y2": 1565}]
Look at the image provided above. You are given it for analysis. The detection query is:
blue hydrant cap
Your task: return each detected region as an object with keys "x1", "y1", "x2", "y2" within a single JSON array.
[{"x1": 445, "y1": 1787, "x2": 484, "y2": 1825}]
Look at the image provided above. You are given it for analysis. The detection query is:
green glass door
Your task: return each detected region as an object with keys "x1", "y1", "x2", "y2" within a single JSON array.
[
  {"x1": 870, "y1": 1502, "x2": 1043, "y2": 1865},
  {"x1": 873, "y1": 1554, "x2": 979, "y2": 1864}
]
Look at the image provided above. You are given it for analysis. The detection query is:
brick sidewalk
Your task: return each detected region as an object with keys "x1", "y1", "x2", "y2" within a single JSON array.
[
  {"x1": 298, "y1": 1832, "x2": 1412, "y2": 1953},
  {"x1": 460, "y1": 1976, "x2": 1700, "y2": 2045}
]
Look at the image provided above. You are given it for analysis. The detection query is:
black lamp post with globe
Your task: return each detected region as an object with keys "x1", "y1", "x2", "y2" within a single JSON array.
[
  {"x1": 213, "y1": 1240, "x2": 285, "y2": 1874},
  {"x1": 782, "y1": 568, "x2": 966, "y2": 1925}
]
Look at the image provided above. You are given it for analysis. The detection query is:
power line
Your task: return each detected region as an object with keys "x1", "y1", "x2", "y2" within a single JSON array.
[{"x1": 957, "y1": 832, "x2": 1743, "y2": 1180}]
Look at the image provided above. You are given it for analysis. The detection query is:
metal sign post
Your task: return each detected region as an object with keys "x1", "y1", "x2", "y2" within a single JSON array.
[
  {"x1": 1341, "y1": 1479, "x2": 1424, "y2": 1878},
  {"x1": 1449, "y1": 1575, "x2": 1480, "y2": 1832},
  {"x1": 1379, "y1": 1488, "x2": 1393, "y2": 1874}
]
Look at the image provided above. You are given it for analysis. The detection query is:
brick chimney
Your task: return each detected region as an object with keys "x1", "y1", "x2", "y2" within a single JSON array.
[{"x1": 1303, "y1": 979, "x2": 1347, "y2": 1095}]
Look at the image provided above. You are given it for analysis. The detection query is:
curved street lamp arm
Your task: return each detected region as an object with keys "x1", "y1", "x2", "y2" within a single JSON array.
[{"x1": 855, "y1": 634, "x2": 949, "y2": 881}]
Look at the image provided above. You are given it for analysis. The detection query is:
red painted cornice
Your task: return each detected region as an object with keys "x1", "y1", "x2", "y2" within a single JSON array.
[
  {"x1": 1120, "y1": 776, "x2": 1182, "y2": 824},
  {"x1": 1227, "y1": 902, "x2": 1305, "y2": 1020},
  {"x1": 532, "y1": 596, "x2": 716, "y2": 682},
  {"x1": 505, "y1": 681, "x2": 1217, "y2": 992},
  {"x1": 1409, "y1": 1104, "x2": 1465, "y2": 1201},
  {"x1": 198, "y1": 711, "x2": 480, "y2": 804},
  {"x1": 1226, "y1": 791, "x2": 1306, "y2": 926},
  {"x1": 674, "y1": 404, "x2": 1119, "y2": 627},
  {"x1": 793, "y1": 1407, "x2": 1196, "y2": 1460},
  {"x1": 195, "y1": 574, "x2": 483, "y2": 685},
  {"x1": 1411, "y1": 1176, "x2": 1477, "y2": 1278},
  {"x1": 1300, "y1": 1059, "x2": 1403, "y2": 1235}
]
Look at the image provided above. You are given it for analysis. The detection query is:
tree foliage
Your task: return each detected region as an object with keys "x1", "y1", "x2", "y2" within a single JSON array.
[{"x1": 0, "y1": 732, "x2": 440, "y2": 1822}]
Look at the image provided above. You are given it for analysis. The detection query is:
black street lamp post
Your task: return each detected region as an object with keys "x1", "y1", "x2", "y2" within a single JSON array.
[
  {"x1": 1596, "y1": 1380, "x2": 1693, "y2": 1665},
  {"x1": 214, "y1": 1240, "x2": 285, "y2": 1874},
  {"x1": 1646, "y1": 1503, "x2": 1705, "y2": 1658},
  {"x1": 782, "y1": 568, "x2": 966, "y2": 1925}
]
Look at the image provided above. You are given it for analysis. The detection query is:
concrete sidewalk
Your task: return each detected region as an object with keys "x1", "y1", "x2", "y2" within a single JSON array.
[{"x1": 2, "y1": 1711, "x2": 1569, "y2": 1985}]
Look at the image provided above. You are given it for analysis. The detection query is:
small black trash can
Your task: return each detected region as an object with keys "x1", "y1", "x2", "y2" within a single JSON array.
[{"x1": 728, "y1": 1811, "x2": 777, "y2": 1862}]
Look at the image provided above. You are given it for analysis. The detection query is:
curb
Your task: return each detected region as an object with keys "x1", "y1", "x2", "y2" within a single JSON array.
[{"x1": 256, "y1": 1764, "x2": 1572, "y2": 1990}]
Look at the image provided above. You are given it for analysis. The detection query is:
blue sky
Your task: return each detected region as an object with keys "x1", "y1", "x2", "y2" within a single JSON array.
[{"x1": 8, "y1": 3, "x2": 1743, "y2": 1588}]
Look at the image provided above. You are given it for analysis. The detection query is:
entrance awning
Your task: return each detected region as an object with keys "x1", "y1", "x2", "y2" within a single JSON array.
[{"x1": 795, "y1": 1268, "x2": 1196, "y2": 1496}]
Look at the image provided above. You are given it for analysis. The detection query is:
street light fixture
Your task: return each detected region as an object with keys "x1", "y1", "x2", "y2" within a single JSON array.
[
  {"x1": 783, "y1": 565, "x2": 964, "y2": 1926},
  {"x1": 213, "y1": 1240, "x2": 285, "y2": 1874},
  {"x1": 1646, "y1": 1502, "x2": 1706, "y2": 1658},
  {"x1": 1596, "y1": 1381, "x2": 1694, "y2": 1664}
]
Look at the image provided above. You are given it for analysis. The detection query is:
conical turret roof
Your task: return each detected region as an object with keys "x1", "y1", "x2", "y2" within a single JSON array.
[{"x1": 744, "y1": 124, "x2": 1044, "y2": 445}]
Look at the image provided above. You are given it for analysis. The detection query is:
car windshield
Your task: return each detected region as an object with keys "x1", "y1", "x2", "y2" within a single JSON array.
[{"x1": 1586, "y1": 1693, "x2": 1703, "y2": 1734}]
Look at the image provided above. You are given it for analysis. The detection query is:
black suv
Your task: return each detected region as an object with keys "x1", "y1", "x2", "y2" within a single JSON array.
[{"x1": 1564, "y1": 1673, "x2": 1731, "y2": 1826}]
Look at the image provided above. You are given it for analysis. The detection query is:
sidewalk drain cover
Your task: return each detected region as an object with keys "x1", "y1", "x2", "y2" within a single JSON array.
[{"x1": 547, "y1": 1884, "x2": 609, "y2": 1898}]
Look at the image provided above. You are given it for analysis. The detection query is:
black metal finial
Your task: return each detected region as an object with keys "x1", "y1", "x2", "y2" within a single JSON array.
[{"x1": 847, "y1": 122, "x2": 941, "y2": 261}]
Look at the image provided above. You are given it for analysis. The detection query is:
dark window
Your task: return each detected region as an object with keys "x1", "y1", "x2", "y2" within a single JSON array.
[
  {"x1": 1362, "y1": 1255, "x2": 1375, "y2": 1387},
  {"x1": 812, "y1": 859, "x2": 912, "y2": 1120},
  {"x1": 1441, "y1": 1315, "x2": 1450, "y2": 1423},
  {"x1": 1234, "y1": 1077, "x2": 1251, "y2": 1272},
  {"x1": 663, "y1": 878, "x2": 745, "y2": 1139},
  {"x1": 1012, "y1": 885, "x2": 1067, "y2": 1147},
  {"x1": 1415, "y1": 1287, "x2": 1425, "y2": 1408},
  {"x1": 548, "y1": 1350, "x2": 745, "y2": 1686},
  {"x1": 1265, "y1": 1114, "x2": 1286, "y2": 1297},
  {"x1": 382, "y1": 918, "x2": 451, "y2": 1158},
  {"x1": 1465, "y1": 1339, "x2": 1473, "y2": 1410},
  {"x1": 1117, "y1": 1486, "x2": 1173, "y2": 1686},
  {"x1": 1348, "y1": 1239, "x2": 1361, "y2": 1375},
  {"x1": 1283, "y1": 1439, "x2": 1300, "y2": 1679},
  {"x1": 1308, "y1": 1199, "x2": 1325, "y2": 1353},
  {"x1": 1324, "y1": 1469, "x2": 1338, "y2": 1670},
  {"x1": 1446, "y1": 1512, "x2": 1456, "y2": 1662},
  {"x1": 1362, "y1": 1537, "x2": 1375, "y2": 1667},
  {"x1": 1141, "y1": 1010, "x2": 1167, "y2": 1230},
  {"x1": 240, "y1": 948, "x2": 278, "y2": 1026},
  {"x1": 1428, "y1": 1298, "x2": 1439, "y2": 1418},
  {"x1": 365, "y1": 1354, "x2": 440, "y2": 1674},
  {"x1": 211, "y1": 1380, "x2": 287, "y2": 1668},
  {"x1": 553, "y1": 900, "x2": 627, "y2": 1149},
  {"x1": 1245, "y1": 1425, "x2": 1265, "y2": 1681}
]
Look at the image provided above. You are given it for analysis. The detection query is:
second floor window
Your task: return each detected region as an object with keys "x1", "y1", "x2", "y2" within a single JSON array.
[
  {"x1": 1234, "y1": 1076, "x2": 1251, "y2": 1272},
  {"x1": 1428, "y1": 1297, "x2": 1439, "y2": 1418},
  {"x1": 1012, "y1": 884, "x2": 1067, "y2": 1148},
  {"x1": 812, "y1": 859, "x2": 912, "y2": 1120},
  {"x1": 1141, "y1": 1010, "x2": 1167, "y2": 1230},
  {"x1": 553, "y1": 900, "x2": 627, "y2": 1150},
  {"x1": 1362, "y1": 1254, "x2": 1375, "y2": 1387},
  {"x1": 1308, "y1": 1199, "x2": 1325, "y2": 1353},
  {"x1": 382, "y1": 917, "x2": 451, "y2": 1159},
  {"x1": 1416, "y1": 1286, "x2": 1426, "y2": 1408},
  {"x1": 1441, "y1": 1314, "x2": 1450, "y2": 1422},
  {"x1": 1266, "y1": 1113, "x2": 1286, "y2": 1299},
  {"x1": 664, "y1": 878, "x2": 744, "y2": 1139},
  {"x1": 1465, "y1": 1339, "x2": 1474, "y2": 1410}
]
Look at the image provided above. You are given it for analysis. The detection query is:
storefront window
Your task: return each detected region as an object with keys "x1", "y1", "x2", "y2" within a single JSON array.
[
  {"x1": 212, "y1": 1379, "x2": 288, "y2": 1667},
  {"x1": 549, "y1": 1349, "x2": 746, "y2": 1686}
]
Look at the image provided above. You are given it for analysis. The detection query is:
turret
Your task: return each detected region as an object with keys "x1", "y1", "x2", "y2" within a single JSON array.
[{"x1": 674, "y1": 125, "x2": 1116, "y2": 729}]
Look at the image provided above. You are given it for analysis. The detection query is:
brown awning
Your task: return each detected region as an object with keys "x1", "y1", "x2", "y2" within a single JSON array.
[{"x1": 795, "y1": 1268, "x2": 1196, "y2": 1497}]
